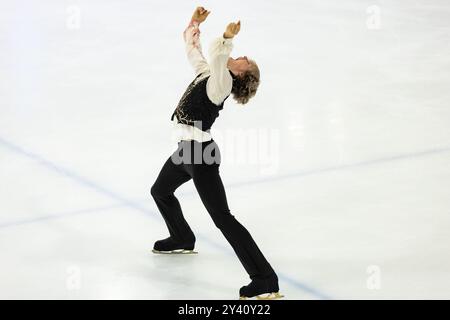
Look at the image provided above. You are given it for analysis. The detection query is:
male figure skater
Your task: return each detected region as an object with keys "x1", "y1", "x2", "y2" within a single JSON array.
[{"x1": 150, "y1": 6, "x2": 282, "y2": 300}]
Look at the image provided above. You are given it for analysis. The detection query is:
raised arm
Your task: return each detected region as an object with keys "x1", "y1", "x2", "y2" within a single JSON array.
[
  {"x1": 183, "y1": 7, "x2": 210, "y2": 76},
  {"x1": 206, "y1": 21, "x2": 240, "y2": 105}
]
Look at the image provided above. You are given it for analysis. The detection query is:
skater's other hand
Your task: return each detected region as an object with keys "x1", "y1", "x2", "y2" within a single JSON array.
[
  {"x1": 192, "y1": 6, "x2": 210, "y2": 24},
  {"x1": 224, "y1": 21, "x2": 241, "y2": 39}
]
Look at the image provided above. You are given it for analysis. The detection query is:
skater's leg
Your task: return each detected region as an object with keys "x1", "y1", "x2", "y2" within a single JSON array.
[
  {"x1": 151, "y1": 155, "x2": 194, "y2": 244},
  {"x1": 191, "y1": 163, "x2": 275, "y2": 279}
]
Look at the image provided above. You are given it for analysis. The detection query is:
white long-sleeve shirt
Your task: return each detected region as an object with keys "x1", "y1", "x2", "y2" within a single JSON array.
[{"x1": 172, "y1": 20, "x2": 234, "y2": 143}]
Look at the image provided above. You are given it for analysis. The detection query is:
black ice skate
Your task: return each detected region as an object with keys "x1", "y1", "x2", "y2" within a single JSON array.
[
  {"x1": 239, "y1": 273, "x2": 284, "y2": 300},
  {"x1": 152, "y1": 237, "x2": 197, "y2": 254}
]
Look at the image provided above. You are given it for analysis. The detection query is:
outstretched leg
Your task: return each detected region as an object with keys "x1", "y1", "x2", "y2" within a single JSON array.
[
  {"x1": 190, "y1": 163, "x2": 276, "y2": 280},
  {"x1": 151, "y1": 155, "x2": 194, "y2": 246}
]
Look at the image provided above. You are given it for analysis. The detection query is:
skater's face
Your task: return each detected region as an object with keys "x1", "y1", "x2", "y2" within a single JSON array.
[{"x1": 227, "y1": 56, "x2": 252, "y2": 77}]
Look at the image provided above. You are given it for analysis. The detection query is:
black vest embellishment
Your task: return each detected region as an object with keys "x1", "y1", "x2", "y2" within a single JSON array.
[{"x1": 171, "y1": 72, "x2": 231, "y2": 131}]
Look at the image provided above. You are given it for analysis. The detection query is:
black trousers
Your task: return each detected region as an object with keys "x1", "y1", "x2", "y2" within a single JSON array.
[{"x1": 151, "y1": 140, "x2": 275, "y2": 279}]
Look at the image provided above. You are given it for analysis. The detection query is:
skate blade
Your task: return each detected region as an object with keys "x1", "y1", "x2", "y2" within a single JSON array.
[
  {"x1": 239, "y1": 292, "x2": 284, "y2": 300},
  {"x1": 257, "y1": 292, "x2": 284, "y2": 300},
  {"x1": 152, "y1": 249, "x2": 198, "y2": 255}
]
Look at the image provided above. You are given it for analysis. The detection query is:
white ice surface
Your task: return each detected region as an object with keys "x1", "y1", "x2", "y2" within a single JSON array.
[{"x1": 1, "y1": 0, "x2": 450, "y2": 299}]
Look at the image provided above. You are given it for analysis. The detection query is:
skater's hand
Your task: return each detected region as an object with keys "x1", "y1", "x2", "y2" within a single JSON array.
[
  {"x1": 223, "y1": 21, "x2": 241, "y2": 39},
  {"x1": 191, "y1": 6, "x2": 210, "y2": 24}
]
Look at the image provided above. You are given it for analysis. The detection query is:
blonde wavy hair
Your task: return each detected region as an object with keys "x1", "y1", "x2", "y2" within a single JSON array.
[{"x1": 231, "y1": 60, "x2": 260, "y2": 105}]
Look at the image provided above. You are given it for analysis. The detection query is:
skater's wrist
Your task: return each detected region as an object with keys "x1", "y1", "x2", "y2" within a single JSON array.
[
  {"x1": 223, "y1": 32, "x2": 234, "y2": 39},
  {"x1": 189, "y1": 19, "x2": 200, "y2": 27}
]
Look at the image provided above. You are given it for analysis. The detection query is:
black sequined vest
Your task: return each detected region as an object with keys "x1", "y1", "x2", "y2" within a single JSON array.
[{"x1": 171, "y1": 72, "x2": 232, "y2": 131}]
